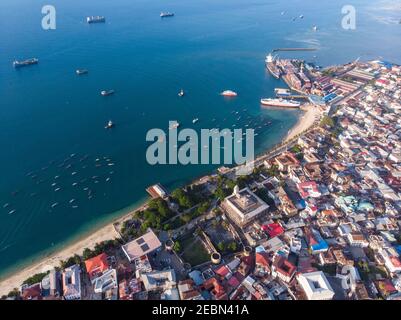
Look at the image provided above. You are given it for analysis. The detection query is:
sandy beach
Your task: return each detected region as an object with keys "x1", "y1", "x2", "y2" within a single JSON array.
[
  {"x1": 0, "y1": 106, "x2": 321, "y2": 296},
  {"x1": 0, "y1": 200, "x2": 152, "y2": 296},
  {"x1": 285, "y1": 104, "x2": 321, "y2": 143}
]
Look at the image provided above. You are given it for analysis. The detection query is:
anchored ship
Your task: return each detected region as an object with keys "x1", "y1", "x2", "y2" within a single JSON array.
[
  {"x1": 160, "y1": 12, "x2": 174, "y2": 18},
  {"x1": 87, "y1": 16, "x2": 106, "y2": 23},
  {"x1": 101, "y1": 90, "x2": 115, "y2": 96},
  {"x1": 265, "y1": 53, "x2": 281, "y2": 79},
  {"x1": 260, "y1": 98, "x2": 301, "y2": 108},
  {"x1": 76, "y1": 69, "x2": 88, "y2": 75},
  {"x1": 13, "y1": 58, "x2": 39, "y2": 68}
]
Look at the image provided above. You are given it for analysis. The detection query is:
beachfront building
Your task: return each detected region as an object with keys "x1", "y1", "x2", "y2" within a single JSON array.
[
  {"x1": 297, "y1": 271, "x2": 335, "y2": 300},
  {"x1": 93, "y1": 268, "x2": 118, "y2": 300},
  {"x1": 62, "y1": 264, "x2": 82, "y2": 300},
  {"x1": 221, "y1": 186, "x2": 269, "y2": 228},
  {"x1": 84, "y1": 253, "x2": 110, "y2": 283},
  {"x1": 122, "y1": 228, "x2": 162, "y2": 263}
]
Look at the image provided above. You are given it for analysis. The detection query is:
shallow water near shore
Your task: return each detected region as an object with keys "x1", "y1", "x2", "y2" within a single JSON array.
[{"x1": 0, "y1": 0, "x2": 400, "y2": 279}]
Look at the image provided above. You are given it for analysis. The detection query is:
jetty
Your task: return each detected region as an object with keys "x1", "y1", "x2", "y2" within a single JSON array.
[{"x1": 271, "y1": 48, "x2": 317, "y2": 53}]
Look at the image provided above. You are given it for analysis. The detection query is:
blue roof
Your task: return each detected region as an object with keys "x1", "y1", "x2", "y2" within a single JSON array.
[
  {"x1": 394, "y1": 245, "x2": 401, "y2": 255},
  {"x1": 188, "y1": 270, "x2": 204, "y2": 286}
]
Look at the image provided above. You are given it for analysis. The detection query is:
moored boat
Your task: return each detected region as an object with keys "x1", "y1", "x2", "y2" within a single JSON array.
[
  {"x1": 87, "y1": 16, "x2": 106, "y2": 23},
  {"x1": 76, "y1": 69, "x2": 88, "y2": 75},
  {"x1": 101, "y1": 90, "x2": 115, "y2": 96},
  {"x1": 105, "y1": 120, "x2": 114, "y2": 129},
  {"x1": 220, "y1": 90, "x2": 238, "y2": 97},
  {"x1": 260, "y1": 98, "x2": 301, "y2": 108},
  {"x1": 160, "y1": 12, "x2": 174, "y2": 18}
]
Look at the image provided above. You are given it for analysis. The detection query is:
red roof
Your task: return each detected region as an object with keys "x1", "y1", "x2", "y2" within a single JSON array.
[
  {"x1": 215, "y1": 265, "x2": 230, "y2": 277},
  {"x1": 84, "y1": 253, "x2": 109, "y2": 280},
  {"x1": 273, "y1": 255, "x2": 296, "y2": 278},
  {"x1": 255, "y1": 252, "x2": 270, "y2": 267},
  {"x1": 227, "y1": 275, "x2": 240, "y2": 288},
  {"x1": 262, "y1": 223, "x2": 284, "y2": 238}
]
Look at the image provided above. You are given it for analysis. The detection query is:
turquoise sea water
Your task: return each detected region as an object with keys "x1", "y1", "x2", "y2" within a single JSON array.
[{"x1": 0, "y1": 0, "x2": 400, "y2": 278}]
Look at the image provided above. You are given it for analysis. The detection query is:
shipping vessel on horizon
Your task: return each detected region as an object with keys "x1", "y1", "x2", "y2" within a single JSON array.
[
  {"x1": 13, "y1": 58, "x2": 39, "y2": 68},
  {"x1": 87, "y1": 16, "x2": 106, "y2": 24},
  {"x1": 160, "y1": 12, "x2": 174, "y2": 18}
]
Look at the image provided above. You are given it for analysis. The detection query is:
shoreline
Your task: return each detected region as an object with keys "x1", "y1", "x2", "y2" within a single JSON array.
[
  {"x1": 0, "y1": 106, "x2": 320, "y2": 296},
  {"x1": 284, "y1": 104, "x2": 320, "y2": 143}
]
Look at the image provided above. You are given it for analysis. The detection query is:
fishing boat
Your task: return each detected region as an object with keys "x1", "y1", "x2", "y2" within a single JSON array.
[
  {"x1": 178, "y1": 89, "x2": 185, "y2": 97},
  {"x1": 101, "y1": 90, "x2": 115, "y2": 96},
  {"x1": 76, "y1": 69, "x2": 88, "y2": 75},
  {"x1": 220, "y1": 90, "x2": 238, "y2": 97}
]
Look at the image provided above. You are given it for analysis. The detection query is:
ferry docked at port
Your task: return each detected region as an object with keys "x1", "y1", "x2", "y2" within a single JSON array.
[
  {"x1": 220, "y1": 90, "x2": 238, "y2": 97},
  {"x1": 13, "y1": 58, "x2": 39, "y2": 68},
  {"x1": 265, "y1": 53, "x2": 281, "y2": 79},
  {"x1": 260, "y1": 98, "x2": 301, "y2": 108},
  {"x1": 87, "y1": 16, "x2": 106, "y2": 23}
]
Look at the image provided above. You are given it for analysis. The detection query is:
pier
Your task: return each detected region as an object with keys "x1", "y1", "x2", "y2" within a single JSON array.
[{"x1": 271, "y1": 48, "x2": 318, "y2": 53}]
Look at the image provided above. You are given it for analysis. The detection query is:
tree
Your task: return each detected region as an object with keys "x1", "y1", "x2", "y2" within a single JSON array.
[
  {"x1": 173, "y1": 241, "x2": 181, "y2": 253},
  {"x1": 227, "y1": 241, "x2": 237, "y2": 252},
  {"x1": 217, "y1": 241, "x2": 225, "y2": 252},
  {"x1": 320, "y1": 115, "x2": 335, "y2": 128}
]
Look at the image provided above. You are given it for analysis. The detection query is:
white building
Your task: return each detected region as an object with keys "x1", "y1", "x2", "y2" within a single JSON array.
[
  {"x1": 221, "y1": 186, "x2": 269, "y2": 227},
  {"x1": 297, "y1": 271, "x2": 335, "y2": 300}
]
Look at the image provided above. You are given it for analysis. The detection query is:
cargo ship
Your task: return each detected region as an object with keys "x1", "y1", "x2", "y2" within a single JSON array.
[
  {"x1": 265, "y1": 53, "x2": 281, "y2": 79},
  {"x1": 87, "y1": 16, "x2": 106, "y2": 23},
  {"x1": 13, "y1": 58, "x2": 39, "y2": 68},
  {"x1": 260, "y1": 98, "x2": 300, "y2": 108},
  {"x1": 160, "y1": 12, "x2": 174, "y2": 18}
]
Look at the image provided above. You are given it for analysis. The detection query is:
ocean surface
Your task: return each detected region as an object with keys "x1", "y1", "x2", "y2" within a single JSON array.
[{"x1": 0, "y1": 0, "x2": 400, "y2": 278}]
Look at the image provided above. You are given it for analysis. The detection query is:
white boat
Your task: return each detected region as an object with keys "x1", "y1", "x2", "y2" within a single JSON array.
[
  {"x1": 105, "y1": 120, "x2": 114, "y2": 129},
  {"x1": 8, "y1": 209, "x2": 16, "y2": 215},
  {"x1": 101, "y1": 90, "x2": 115, "y2": 96},
  {"x1": 260, "y1": 98, "x2": 301, "y2": 108},
  {"x1": 51, "y1": 202, "x2": 59, "y2": 208},
  {"x1": 178, "y1": 89, "x2": 185, "y2": 97},
  {"x1": 220, "y1": 90, "x2": 238, "y2": 97},
  {"x1": 313, "y1": 25, "x2": 318, "y2": 32},
  {"x1": 299, "y1": 14, "x2": 304, "y2": 19},
  {"x1": 76, "y1": 69, "x2": 88, "y2": 75},
  {"x1": 192, "y1": 118, "x2": 199, "y2": 124}
]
